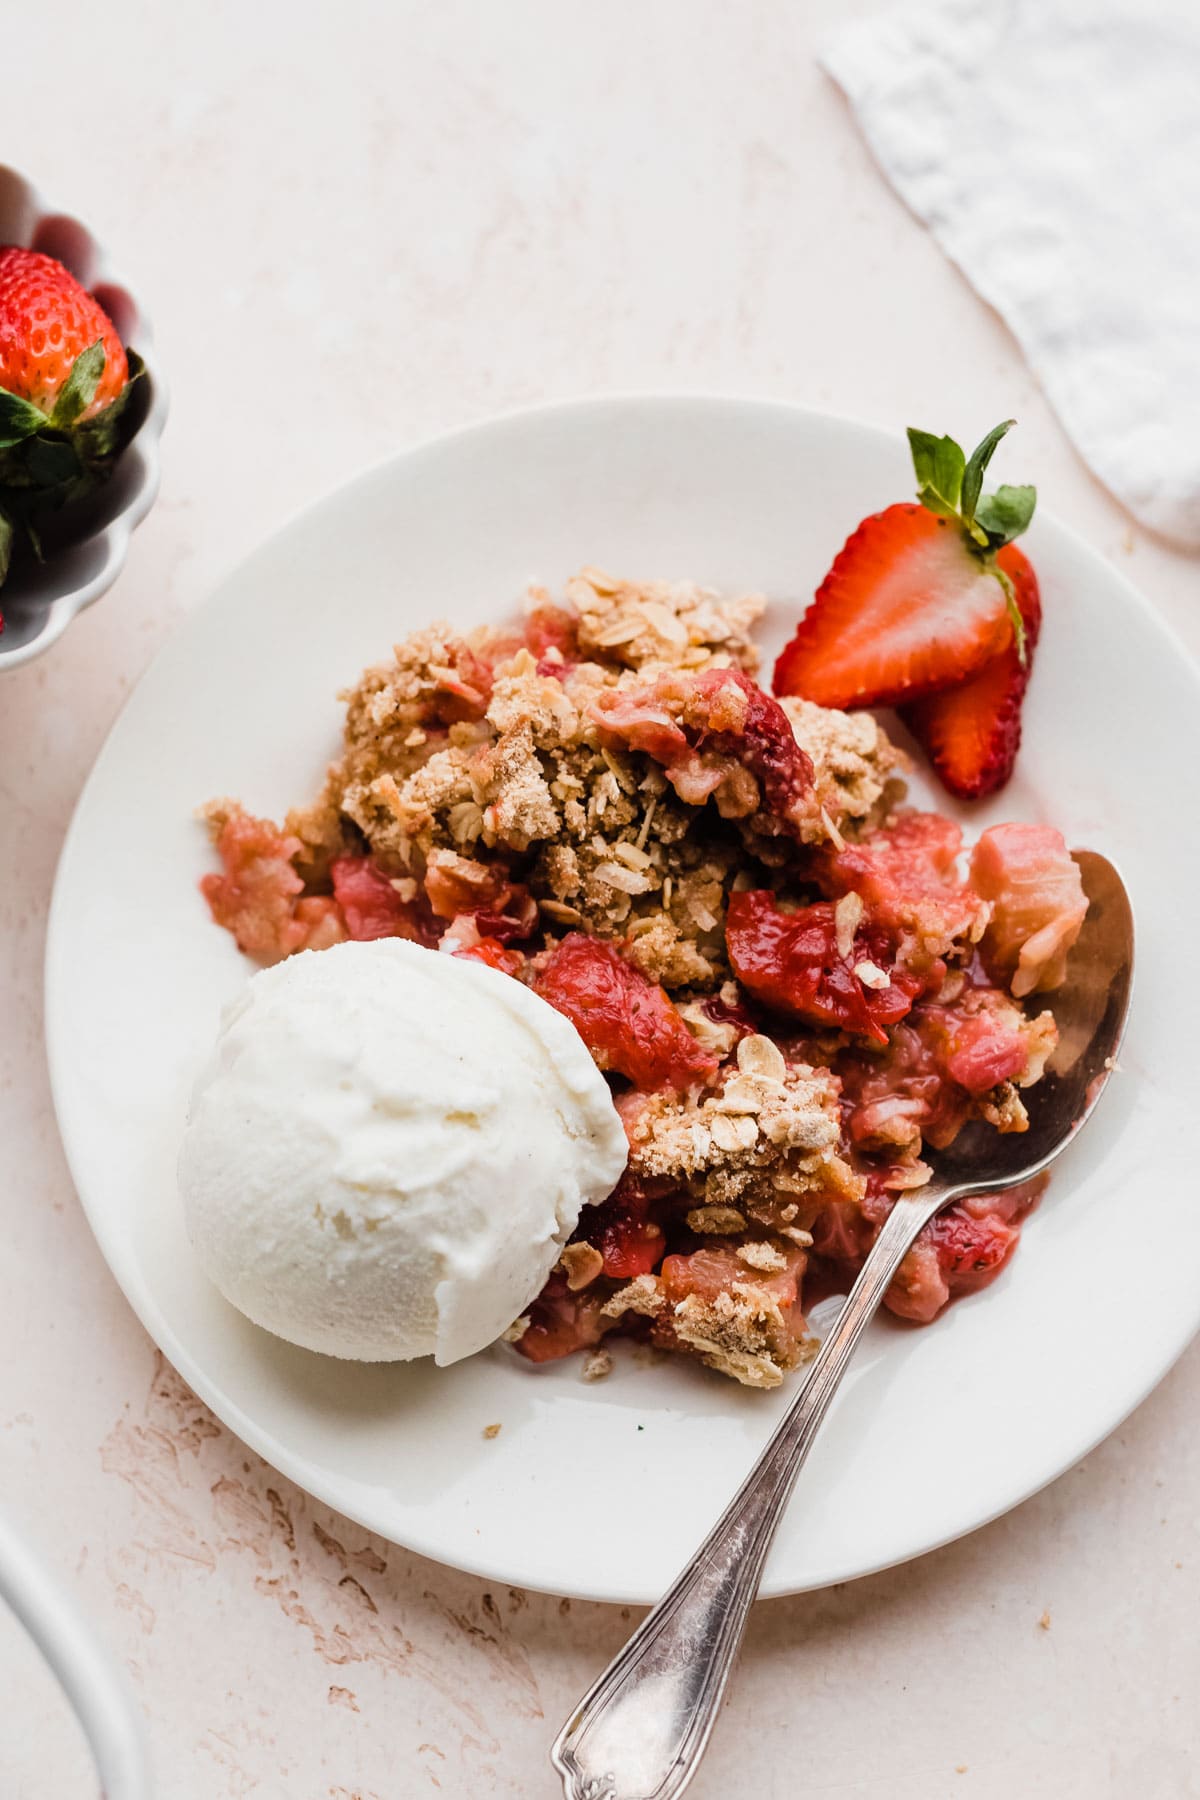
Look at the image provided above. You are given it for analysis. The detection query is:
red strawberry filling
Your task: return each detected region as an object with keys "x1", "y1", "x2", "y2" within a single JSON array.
[
  {"x1": 331, "y1": 856, "x2": 439, "y2": 945},
  {"x1": 579, "y1": 1172, "x2": 666, "y2": 1279},
  {"x1": 591, "y1": 667, "x2": 814, "y2": 829},
  {"x1": 839, "y1": 983, "x2": 1046, "y2": 1153},
  {"x1": 533, "y1": 933, "x2": 718, "y2": 1092},
  {"x1": 818, "y1": 811, "x2": 987, "y2": 968},
  {"x1": 883, "y1": 1178, "x2": 1046, "y2": 1323},
  {"x1": 447, "y1": 936, "x2": 524, "y2": 976},
  {"x1": 515, "y1": 1272, "x2": 613, "y2": 1364},
  {"x1": 725, "y1": 890, "x2": 922, "y2": 1045}
]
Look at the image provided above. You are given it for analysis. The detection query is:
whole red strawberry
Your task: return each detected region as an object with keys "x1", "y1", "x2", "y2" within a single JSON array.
[
  {"x1": 0, "y1": 245, "x2": 142, "y2": 620},
  {"x1": 0, "y1": 247, "x2": 128, "y2": 418}
]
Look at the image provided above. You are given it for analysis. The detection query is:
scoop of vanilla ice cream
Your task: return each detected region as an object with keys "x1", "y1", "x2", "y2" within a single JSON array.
[{"x1": 178, "y1": 938, "x2": 627, "y2": 1363}]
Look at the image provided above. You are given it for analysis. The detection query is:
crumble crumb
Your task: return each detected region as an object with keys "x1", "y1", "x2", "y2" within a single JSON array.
[
  {"x1": 853, "y1": 959, "x2": 891, "y2": 990},
  {"x1": 559, "y1": 1242, "x2": 604, "y2": 1291},
  {"x1": 686, "y1": 1205, "x2": 748, "y2": 1236},
  {"x1": 582, "y1": 1348, "x2": 613, "y2": 1382},
  {"x1": 677, "y1": 1001, "x2": 741, "y2": 1058},
  {"x1": 602, "y1": 1275, "x2": 664, "y2": 1319},
  {"x1": 1038, "y1": 1610, "x2": 1051, "y2": 1631},
  {"x1": 668, "y1": 1283, "x2": 799, "y2": 1389},
  {"x1": 482, "y1": 1423, "x2": 502, "y2": 1440},
  {"x1": 736, "y1": 1241, "x2": 789, "y2": 1273}
]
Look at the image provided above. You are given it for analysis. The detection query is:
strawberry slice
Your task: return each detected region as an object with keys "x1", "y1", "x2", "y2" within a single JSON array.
[
  {"x1": 774, "y1": 421, "x2": 1037, "y2": 711},
  {"x1": 774, "y1": 505, "x2": 1010, "y2": 708},
  {"x1": 900, "y1": 545, "x2": 1041, "y2": 799}
]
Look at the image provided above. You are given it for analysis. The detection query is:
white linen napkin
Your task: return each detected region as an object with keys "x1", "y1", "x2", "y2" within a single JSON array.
[{"x1": 823, "y1": 0, "x2": 1200, "y2": 548}]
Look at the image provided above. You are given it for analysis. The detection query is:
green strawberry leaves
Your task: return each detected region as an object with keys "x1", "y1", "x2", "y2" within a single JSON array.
[
  {"x1": 23, "y1": 434, "x2": 83, "y2": 487},
  {"x1": 975, "y1": 482, "x2": 1037, "y2": 544},
  {"x1": 909, "y1": 417, "x2": 1034, "y2": 550},
  {"x1": 907, "y1": 429, "x2": 966, "y2": 518},
  {"x1": 0, "y1": 387, "x2": 47, "y2": 449},
  {"x1": 960, "y1": 419, "x2": 1013, "y2": 526},
  {"x1": 907, "y1": 416, "x2": 1036, "y2": 661},
  {"x1": 73, "y1": 351, "x2": 144, "y2": 462},
  {"x1": 49, "y1": 340, "x2": 106, "y2": 430}
]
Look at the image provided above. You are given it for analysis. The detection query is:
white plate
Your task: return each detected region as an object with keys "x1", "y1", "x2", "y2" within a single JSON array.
[{"x1": 46, "y1": 397, "x2": 1198, "y2": 1604}]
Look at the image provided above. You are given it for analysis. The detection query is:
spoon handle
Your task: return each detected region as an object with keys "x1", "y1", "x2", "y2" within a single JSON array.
[{"x1": 551, "y1": 1189, "x2": 943, "y2": 1800}]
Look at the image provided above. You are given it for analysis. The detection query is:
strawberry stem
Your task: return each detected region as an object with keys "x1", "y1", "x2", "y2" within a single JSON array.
[{"x1": 992, "y1": 563, "x2": 1028, "y2": 666}]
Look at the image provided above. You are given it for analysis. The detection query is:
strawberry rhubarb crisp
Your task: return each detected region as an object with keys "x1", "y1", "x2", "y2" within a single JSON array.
[{"x1": 199, "y1": 548, "x2": 1087, "y2": 1389}]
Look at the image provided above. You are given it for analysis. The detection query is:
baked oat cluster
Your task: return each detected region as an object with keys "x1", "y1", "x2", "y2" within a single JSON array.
[{"x1": 200, "y1": 568, "x2": 1088, "y2": 1388}]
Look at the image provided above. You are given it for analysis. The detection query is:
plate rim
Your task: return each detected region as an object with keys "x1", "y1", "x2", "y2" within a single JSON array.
[{"x1": 44, "y1": 390, "x2": 1200, "y2": 1603}]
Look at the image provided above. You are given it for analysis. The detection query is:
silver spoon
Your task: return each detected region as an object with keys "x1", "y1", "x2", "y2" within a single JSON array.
[{"x1": 552, "y1": 849, "x2": 1133, "y2": 1800}]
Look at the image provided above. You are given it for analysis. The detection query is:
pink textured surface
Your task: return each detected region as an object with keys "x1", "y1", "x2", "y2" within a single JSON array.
[{"x1": 2, "y1": 2, "x2": 1198, "y2": 1796}]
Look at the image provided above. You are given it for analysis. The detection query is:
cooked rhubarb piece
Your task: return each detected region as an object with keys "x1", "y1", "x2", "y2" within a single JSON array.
[
  {"x1": 422, "y1": 849, "x2": 537, "y2": 940},
  {"x1": 534, "y1": 933, "x2": 718, "y2": 1092},
  {"x1": 970, "y1": 823, "x2": 1088, "y2": 996},
  {"x1": 523, "y1": 601, "x2": 580, "y2": 670},
  {"x1": 201, "y1": 807, "x2": 346, "y2": 963},
  {"x1": 424, "y1": 639, "x2": 495, "y2": 723}
]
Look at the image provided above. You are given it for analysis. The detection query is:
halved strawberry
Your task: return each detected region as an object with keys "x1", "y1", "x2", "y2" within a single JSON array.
[
  {"x1": 901, "y1": 545, "x2": 1041, "y2": 799},
  {"x1": 774, "y1": 421, "x2": 1036, "y2": 711}
]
